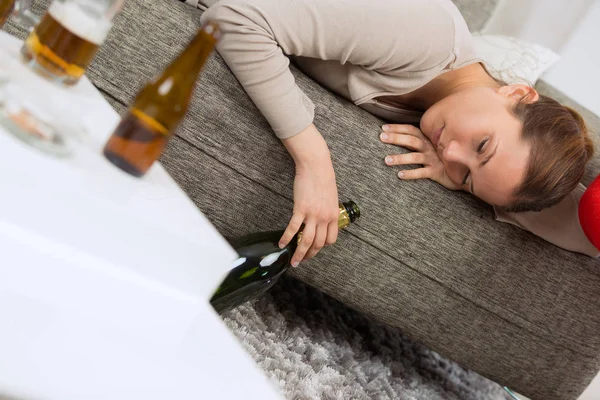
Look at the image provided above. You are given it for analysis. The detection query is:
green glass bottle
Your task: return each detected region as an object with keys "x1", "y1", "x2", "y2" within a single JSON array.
[{"x1": 211, "y1": 201, "x2": 360, "y2": 314}]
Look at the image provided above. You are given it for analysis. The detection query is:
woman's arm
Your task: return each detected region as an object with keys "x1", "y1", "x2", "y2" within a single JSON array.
[
  {"x1": 279, "y1": 124, "x2": 339, "y2": 265},
  {"x1": 201, "y1": 0, "x2": 455, "y2": 264},
  {"x1": 201, "y1": 0, "x2": 454, "y2": 138}
]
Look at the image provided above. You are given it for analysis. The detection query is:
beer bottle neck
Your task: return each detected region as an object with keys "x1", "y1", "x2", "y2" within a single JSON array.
[
  {"x1": 163, "y1": 22, "x2": 220, "y2": 86},
  {"x1": 132, "y1": 22, "x2": 220, "y2": 131}
]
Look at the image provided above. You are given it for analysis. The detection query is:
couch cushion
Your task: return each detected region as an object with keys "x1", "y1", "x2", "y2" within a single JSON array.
[{"x1": 4, "y1": 1, "x2": 599, "y2": 399}]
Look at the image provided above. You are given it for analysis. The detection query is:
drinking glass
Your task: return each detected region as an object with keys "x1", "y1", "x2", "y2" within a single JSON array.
[
  {"x1": 14, "y1": 0, "x2": 124, "y2": 86},
  {"x1": 0, "y1": 0, "x2": 123, "y2": 157}
]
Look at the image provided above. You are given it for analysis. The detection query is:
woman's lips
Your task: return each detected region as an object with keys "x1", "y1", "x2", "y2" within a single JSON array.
[{"x1": 432, "y1": 125, "x2": 444, "y2": 147}]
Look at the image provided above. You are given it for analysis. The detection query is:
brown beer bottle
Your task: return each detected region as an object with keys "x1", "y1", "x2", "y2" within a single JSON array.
[
  {"x1": 103, "y1": 21, "x2": 220, "y2": 177},
  {"x1": 0, "y1": 0, "x2": 15, "y2": 28}
]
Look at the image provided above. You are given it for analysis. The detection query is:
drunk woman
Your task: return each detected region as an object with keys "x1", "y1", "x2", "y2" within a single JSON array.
[{"x1": 200, "y1": 0, "x2": 596, "y2": 263}]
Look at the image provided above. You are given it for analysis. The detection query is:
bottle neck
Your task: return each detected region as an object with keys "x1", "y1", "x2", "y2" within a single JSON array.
[
  {"x1": 297, "y1": 201, "x2": 359, "y2": 244},
  {"x1": 338, "y1": 206, "x2": 352, "y2": 230},
  {"x1": 160, "y1": 22, "x2": 220, "y2": 87},
  {"x1": 338, "y1": 201, "x2": 360, "y2": 229}
]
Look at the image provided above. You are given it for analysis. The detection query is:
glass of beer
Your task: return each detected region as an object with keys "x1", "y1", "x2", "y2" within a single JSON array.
[{"x1": 20, "y1": 0, "x2": 124, "y2": 86}]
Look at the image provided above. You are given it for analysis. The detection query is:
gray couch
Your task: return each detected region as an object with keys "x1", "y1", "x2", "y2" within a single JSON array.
[{"x1": 6, "y1": 0, "x2": 600, "y2": 399}]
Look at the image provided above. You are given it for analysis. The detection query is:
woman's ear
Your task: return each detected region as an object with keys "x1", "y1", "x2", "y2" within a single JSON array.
[{"x1": 498, "y1": 84, "x2": 540, "y2": 104}]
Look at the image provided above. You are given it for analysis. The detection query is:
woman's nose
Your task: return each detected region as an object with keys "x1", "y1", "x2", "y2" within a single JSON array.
[{"x1": 441, "y1": 140, "x2": 465, "y2": 163}]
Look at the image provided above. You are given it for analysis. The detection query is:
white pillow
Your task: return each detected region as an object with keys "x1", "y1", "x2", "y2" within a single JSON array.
[{"x1": 471, "y1": 34, "x2": 560, "y2": 85}]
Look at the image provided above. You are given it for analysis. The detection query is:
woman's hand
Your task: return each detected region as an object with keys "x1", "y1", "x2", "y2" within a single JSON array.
[
  {"x1": 280, "y1": 124, "x2": 340, "y2": 267},
  {"x1": 380, "y1": 124, "x2": 461, "y2": 190}
]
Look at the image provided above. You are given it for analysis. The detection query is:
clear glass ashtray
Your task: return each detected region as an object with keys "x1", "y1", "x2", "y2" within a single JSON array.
[{"x1": 0, "y1": 59, "x2": 89, "y2": 158}]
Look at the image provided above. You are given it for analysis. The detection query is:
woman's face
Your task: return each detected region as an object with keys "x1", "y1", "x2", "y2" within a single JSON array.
[{"x1": 420, "y1": 85, "x2": 536, "y2": 207}]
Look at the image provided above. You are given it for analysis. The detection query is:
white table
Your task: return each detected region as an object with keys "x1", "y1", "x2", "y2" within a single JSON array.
[{"x1": 0, "y1": 31, "x2": 283, "y2": 400}]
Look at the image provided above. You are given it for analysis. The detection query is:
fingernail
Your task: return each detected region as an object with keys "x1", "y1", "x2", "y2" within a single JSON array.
[
  {"x1": 398, "y1": 171, "x2": 405, "y2": 178},
  {"x1": 278, "y1": 242, "x2": 285, "y2": 249},
  {"x1": 382, "y1": 125, "x2": 390, "y2": 131},
  {"x1": 380, "y1": 132, "x2": 388, "y2": 140},
  {"x1": 292, "y1": 261, "x2": 300, "y2": 268},
  {"x1": 385, "y1": 156, "x2": 393, "y2": 164}
]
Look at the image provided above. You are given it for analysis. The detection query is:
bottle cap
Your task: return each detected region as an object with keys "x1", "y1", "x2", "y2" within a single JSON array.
[
  {"x1": 201, "y1": 20, "x2": 222, "y2": 41},
  {"x1": 343, "y1": 201, "x2": 360, "y2": 223}
]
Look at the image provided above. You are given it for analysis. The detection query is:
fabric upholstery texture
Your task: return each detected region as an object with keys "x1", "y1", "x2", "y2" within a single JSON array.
[{"x1": 4, "y1": 0, "x2": 599, "y2": 399}]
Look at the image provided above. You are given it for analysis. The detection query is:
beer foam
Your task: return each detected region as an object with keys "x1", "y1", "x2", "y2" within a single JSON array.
[{"x1": 48, "y1": 1, "x2": 112, "y2": 45}]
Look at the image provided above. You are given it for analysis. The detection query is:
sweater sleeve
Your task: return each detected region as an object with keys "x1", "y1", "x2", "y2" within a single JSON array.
[{"x1": 200, "y1": 0, "x2": 454, "y2": 138}]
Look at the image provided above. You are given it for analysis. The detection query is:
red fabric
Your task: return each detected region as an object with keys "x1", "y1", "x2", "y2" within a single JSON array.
[{"x1": 579, "y1": 175, "x2": 600, "y2": 251}]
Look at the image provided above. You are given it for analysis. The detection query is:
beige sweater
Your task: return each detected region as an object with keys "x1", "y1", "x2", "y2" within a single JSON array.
[
  {"x1": 201, "y1": 0, "x2": 479, "y2": 138},
  {"x1": 200, "y1": 0, "x2": 599, "y2": 257}
]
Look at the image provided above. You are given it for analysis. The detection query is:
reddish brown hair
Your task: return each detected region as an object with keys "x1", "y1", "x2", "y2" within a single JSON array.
[{"x1": 504, "y1": 95, "x2": 595, "y2": 212}]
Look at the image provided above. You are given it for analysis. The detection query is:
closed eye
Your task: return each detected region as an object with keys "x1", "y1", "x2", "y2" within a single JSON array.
[
  {"x1": 477, "y1": 138, "x2": 489, "y2": 154},
  {"x1": 463, "y1": 138, "x2": 489, "y2": 189},
  {"x1": 462, "y1": 169, "x2": 470, "y2": 186}
]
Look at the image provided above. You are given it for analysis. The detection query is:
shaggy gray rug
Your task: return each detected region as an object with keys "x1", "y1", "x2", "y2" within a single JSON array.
[{"x1": 220, "y1": 276, "x2": 512, "y2": 400}]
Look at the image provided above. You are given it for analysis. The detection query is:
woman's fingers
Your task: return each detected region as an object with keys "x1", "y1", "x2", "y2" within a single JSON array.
[
  {"x1": 382, "y1": 124, "x2": 424, "y2": 137},
  {"x1": 291, "y1": 221, "x2": 315, "y2": 267},
  {"x1": 304, "y1": 223, "x2": 327, "y2": 261},
  {"x1": 325, "y1": 222, "x2": 339, "y2": 246},
  {"x1": 385, "y1": 152, "x2": 426, "y2": 166},
  {"x1": 279, "y1": 213, "x2": 305, "y2": 248},
  {"x1": 380, "y1": 132, "x2": 426, "y2": 151},
  {"x1": 397, "y1": 167, "x2": 434, "y2": 180},
  {"x1": 381, "y1": 125, "x2": 458, "y2": 189}
]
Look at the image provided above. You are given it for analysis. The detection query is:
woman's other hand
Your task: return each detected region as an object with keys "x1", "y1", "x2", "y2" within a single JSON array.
[
  {"x1": 280, "y1": 124, "x2": 340, "y2": 267},
  {"x1": 380, "y1": 124, "x2": 461, "y2": 190}
]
